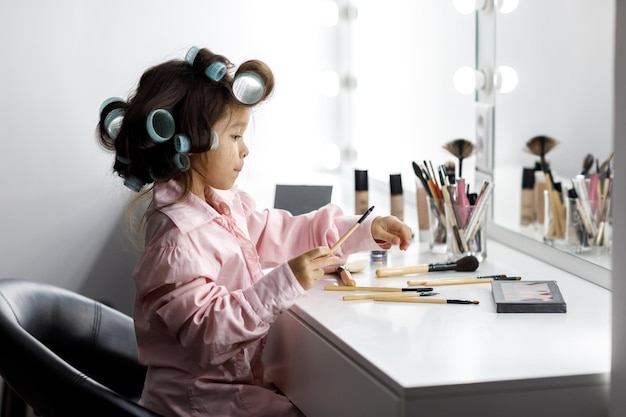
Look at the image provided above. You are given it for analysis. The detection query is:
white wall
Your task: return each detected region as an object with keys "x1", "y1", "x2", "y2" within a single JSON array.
[{"x1": 0, "y1": 0, "x2": 472, "y2": 313}]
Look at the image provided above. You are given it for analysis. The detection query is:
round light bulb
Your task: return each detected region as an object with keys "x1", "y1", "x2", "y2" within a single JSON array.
[
  {"x1": 319, "y1": 144, "x2": 341, "y2": 170},
  {"x1": 495, "y1": 0, "x2": 519, "y2": 14},
  {"x1": 319, "y1": 70, "x2": 341, "y2": 97},
  {"x1": 453, "y1": 66, "x2": 477, "y2": 95},
  {"x1": 494, "y1": 65, "x2": 518, "y2": 93},
  {"x1": 453, "y1": 0, "x2": 487, "y2": 15},
  {"x1": 319, "y1": 1, "x2": 339, "y2": 27}
]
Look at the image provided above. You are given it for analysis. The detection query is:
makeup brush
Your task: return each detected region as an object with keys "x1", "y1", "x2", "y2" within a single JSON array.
[
  {"x1": 375, "y1": 255, "x2": 479, "y2": 278},
  {"x1": 442, "y1": 139, "x2": 475, "y2": 179},
  {"x1": 580, "y1": 153, "x2": 594, "y2": 176},
  {"x1": 525, "y1": 135, "x2": 559, "y2": 171}
]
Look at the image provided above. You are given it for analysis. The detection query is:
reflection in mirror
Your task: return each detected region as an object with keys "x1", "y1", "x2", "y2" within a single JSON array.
[{"x1": 492, "y1": 0, "x2": 614, "y2": 270}]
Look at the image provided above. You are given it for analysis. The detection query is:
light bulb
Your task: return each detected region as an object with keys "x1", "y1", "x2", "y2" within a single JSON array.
[
  {"x1": 453, "y1": 0, "x2": 488, "y2": 15},
  {"x1": 453, "y1": 66, "x2": 490, "y2": 94},
  {"x1": 494, "y1": 65, "x2": 518, "y2": 93},
  {"x1": 319, "y1": 1, "x2": 339, "y2": 27},
  {"x1": 319, "y1": 144, "x2": 341, "y2": 170},
  {"x1": 495, "y1": 0, "x2": 519, "y2": 14},
  {"x1": 319, "y1": 70, "x2": 340, "y2": 97}
]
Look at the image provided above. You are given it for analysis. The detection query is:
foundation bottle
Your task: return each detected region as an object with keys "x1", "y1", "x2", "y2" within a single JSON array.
[
  {"x1": 389, "y1": 174, "x2": 404, "y2": 221},
  {"x1": 520, "y1": 167, "x2": 535, "y2": 225},
  {"x1": 355, "y1": 169, "x2": 369, "y2": 215},
  {"x1": 534, "y1": 169, "x2": 547, "y2": 224}
]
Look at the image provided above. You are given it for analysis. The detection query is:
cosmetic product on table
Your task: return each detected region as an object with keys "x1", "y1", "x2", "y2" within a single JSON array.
[
  {"x1": 491, "y1": 280, "x2": 566, "y2": 313},
  {"x1": 406, "y1": 274, "x2": 518, "y2": 286},
  {"x1": 335, "y1": 266, "x2": 356, "y2": 287},
  {"x1": 375, "y1": 255, "x2": 479, "y2": 278},
  {"x1": 354, "y1": 169, "x2": 369, "y2": 215},
  {"x1": 520, "y1": 167, "x2": 535, "y2": 225},
  {"x1": 412, "y1": 160, "x2": 447, "y2": 253},
  {"x1": 342, "y1": 292, "x2": 439, "y2": 301},
  {"x1": 373, "y1": 295, "x2": 480, "y2": 305},
  {"x1": 444, "y1": 181, "x2": 494, "y2": 262},
  {"x1": 389, "y1": 173, "x2": 404, "y2": 221}
]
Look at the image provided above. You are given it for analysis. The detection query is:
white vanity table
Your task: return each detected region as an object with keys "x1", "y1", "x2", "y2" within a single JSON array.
[{"x1": 263, "y1": 239, "x2": 611, "y2": 417}]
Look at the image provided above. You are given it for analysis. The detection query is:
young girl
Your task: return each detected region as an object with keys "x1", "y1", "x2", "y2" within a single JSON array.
[{"x1": 97, "y1": 46, "x2": 412, "y2": 417}]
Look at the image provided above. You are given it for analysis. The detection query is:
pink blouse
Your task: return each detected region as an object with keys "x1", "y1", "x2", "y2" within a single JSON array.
[{"x1": 133, "y1": 179, "x2": 382, "y2": 417}]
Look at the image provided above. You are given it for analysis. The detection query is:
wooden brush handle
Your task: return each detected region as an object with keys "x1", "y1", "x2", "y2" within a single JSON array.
[
  {"x1": 325, "y1": 286, "x2": 402, "y2": 292},
  {"x1": 343, "y1": 293, "x2": 417, "y2": 301},
  {"x1": 406, "y1": 278, "x2": 491, "y2": 286},
  {"x1": 375, "y1": 265, "x2": 429, "y2": 278},
  {"x1": 373, "y1": 295, "x2": 446, "y2": 303}
]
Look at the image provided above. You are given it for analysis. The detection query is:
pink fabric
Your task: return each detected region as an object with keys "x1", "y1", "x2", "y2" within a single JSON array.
[{"x1": 133, "y1": 179, "x2": 381, "y2": 417}]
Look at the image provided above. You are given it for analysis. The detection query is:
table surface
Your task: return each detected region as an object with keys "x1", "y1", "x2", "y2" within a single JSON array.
[{"x1": 284, "y1": 239, "x2": 612, "y2": 395}]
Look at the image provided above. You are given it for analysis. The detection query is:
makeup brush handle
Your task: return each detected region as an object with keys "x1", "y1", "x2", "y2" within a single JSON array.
[
  {"x1": 406, "y1": 278, "x2": 492, "y2": 286},
  {"x1": 343, "y1": 293, "x2": 417, "y2": 301},
  {"x1": 375, "y1": 265, "x2": 429, "y2": 278},
  {"x1": 373, "y1": 295, "x2": 446, "y2": 303}
]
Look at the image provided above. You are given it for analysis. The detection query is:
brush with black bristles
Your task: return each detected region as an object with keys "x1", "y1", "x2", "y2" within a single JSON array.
[
  {"x1": 443, "y1": 139, "x2": 475, "y2": 179},
  {"x1": 375, "y1": 255, "x2": 479, "y2": 278},
  {"x1": 525, "y1": 135, "x2": 559, "y2": 171}
]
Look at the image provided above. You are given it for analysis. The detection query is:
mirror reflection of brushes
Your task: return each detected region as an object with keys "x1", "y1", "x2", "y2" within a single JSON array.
[
  {"x1": 442, "y1": 139, "x2": 475, "y2": 179},
  {"x1": 580, "y1": 153, "x2": 594, "y2": 176},
  {"x1": 525, "y1": 135, "x2": 559, "y2": 170},
  {"x1": 375, "y1": 255, "x2": 479, "y2": 278}
]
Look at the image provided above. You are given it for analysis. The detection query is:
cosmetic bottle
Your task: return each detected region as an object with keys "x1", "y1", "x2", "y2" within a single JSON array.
[
  {"x1": 389, "y1": 173, "x2": 404, "y2": 221},
  {"x1": 355, "y1": 169, "x2": 369, "y2": 215},
  {"x1": 520, "y1": 167, "x2": 535, "y2": 225},
  {"x1": 534, "y1": 168, "x2": 546, "y2": 224}
]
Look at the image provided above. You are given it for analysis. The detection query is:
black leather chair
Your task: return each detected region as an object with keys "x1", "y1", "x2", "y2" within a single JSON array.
[{"x1": 0, "y1": 278, "x2": 163, "y2": 417}]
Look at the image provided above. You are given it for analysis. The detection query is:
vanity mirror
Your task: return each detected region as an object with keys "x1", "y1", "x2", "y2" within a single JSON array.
[{"x1": 490, "y1": 0, "x2": 614, "y2": 280}]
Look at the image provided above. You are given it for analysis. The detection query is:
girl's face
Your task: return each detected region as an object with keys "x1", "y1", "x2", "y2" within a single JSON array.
[{"x1": 190, "y1": 106, "x2": 250, "y2": 190}]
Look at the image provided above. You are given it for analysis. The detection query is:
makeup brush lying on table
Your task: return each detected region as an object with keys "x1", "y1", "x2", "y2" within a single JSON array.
[
  {"x1": 406, "y1": 275, "x2": 520, "y2": 286},
  {"x1": 373, "y1": 295, "x2": 479, "y2": 305},
  {"x1": 375, "y1": 255, "x2": 479, "y2": 278},
  {"x1": 324, "y1": 285, "x2": 435, "y2": 300}
]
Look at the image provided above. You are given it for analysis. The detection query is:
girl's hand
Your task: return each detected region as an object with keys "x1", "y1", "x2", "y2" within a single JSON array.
[
  {"x1": 288, "y1": 247, "x2": 341, "y2": 290},
  {"x1": 371, "y1": 216, "x2": 413, "y2": 251}
]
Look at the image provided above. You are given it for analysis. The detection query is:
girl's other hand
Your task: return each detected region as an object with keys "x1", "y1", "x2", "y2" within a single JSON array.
[
  {"x1": 371, "y1": 216, "x2": 413, "y2": 251},
  {"x1": 288, "y1": 247, "x2": 340, "y2": 290}
]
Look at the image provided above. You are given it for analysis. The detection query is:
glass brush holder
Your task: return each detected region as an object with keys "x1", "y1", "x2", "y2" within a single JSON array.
[{"x1": 444, "y1": 198, "x2": 489, "y2": 262}]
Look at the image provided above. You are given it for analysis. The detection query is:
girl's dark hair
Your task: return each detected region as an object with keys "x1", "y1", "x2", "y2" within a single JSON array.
[{"x1": 96, "y1": 47, "x2": 275, "y2": 198}]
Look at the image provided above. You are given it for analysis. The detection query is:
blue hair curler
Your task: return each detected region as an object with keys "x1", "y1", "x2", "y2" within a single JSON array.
[
  {"x1": 205, "y1": 61, "x2": 227, "y2": 82},
  {"x1": 104, "y1": 108, "x2": 125, "y2": 140},
  {"x1": 146, "y1": 109, "x2": 175, "y2": 143},
  {"x1": 99, "y1": 96, "x2": 124, "y2": 115},
  {"x1": 209, "y1": 130, "x2": 219, "y2": 150},
  {"x1": 116, "y1": 154, "x2": 131, "y2": 164},
  {"x1": 123, "y1": 176, "x2": 145, "y2": 192},
  {"x1": 232, "y1": 72, "x2": 265, "y2": 105},
  {"x1": 184, "y1": 46, "x2": 226, "y2": 82},
  {"x1": 174, "y1": 134, "x2": 191, "y2": 153},
  {"x1": 184, "y1": 46, "x2": 201, "y2": 66},
  {"x1": 173, "y1": 153, "x2": 191, "y2": 172}
]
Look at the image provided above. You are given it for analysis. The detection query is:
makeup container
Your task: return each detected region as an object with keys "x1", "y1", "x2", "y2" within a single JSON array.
[
  {"x1": 354, "y1": 169, "x2": 369, "y2": 215},
  {"x1": 520, "y1": 167, "x2": 535, "y2": 225},
  {"x1": 426, "y1": 196, "x2": 447, "y2": 254},
  {"x1": 558, "y1": 178, "x2": 612, "y2": 254},
  {"x1": 443, "y1": 182, "x2": 493, "y2": 262},
  {"x1": 370, "y1": 250, "x2": 388, "y2": 265},
  {"x1": 389, "y1": 174, "x2": 404, "y2": 221},
  {"x1": 533, "y1": 168, "x2": 547, "y2": 225}
]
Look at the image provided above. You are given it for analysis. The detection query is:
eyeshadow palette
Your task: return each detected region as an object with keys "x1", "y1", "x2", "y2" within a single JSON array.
[{"x1": 491, "y1": 280, "x2": 567, "y2": 313}]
